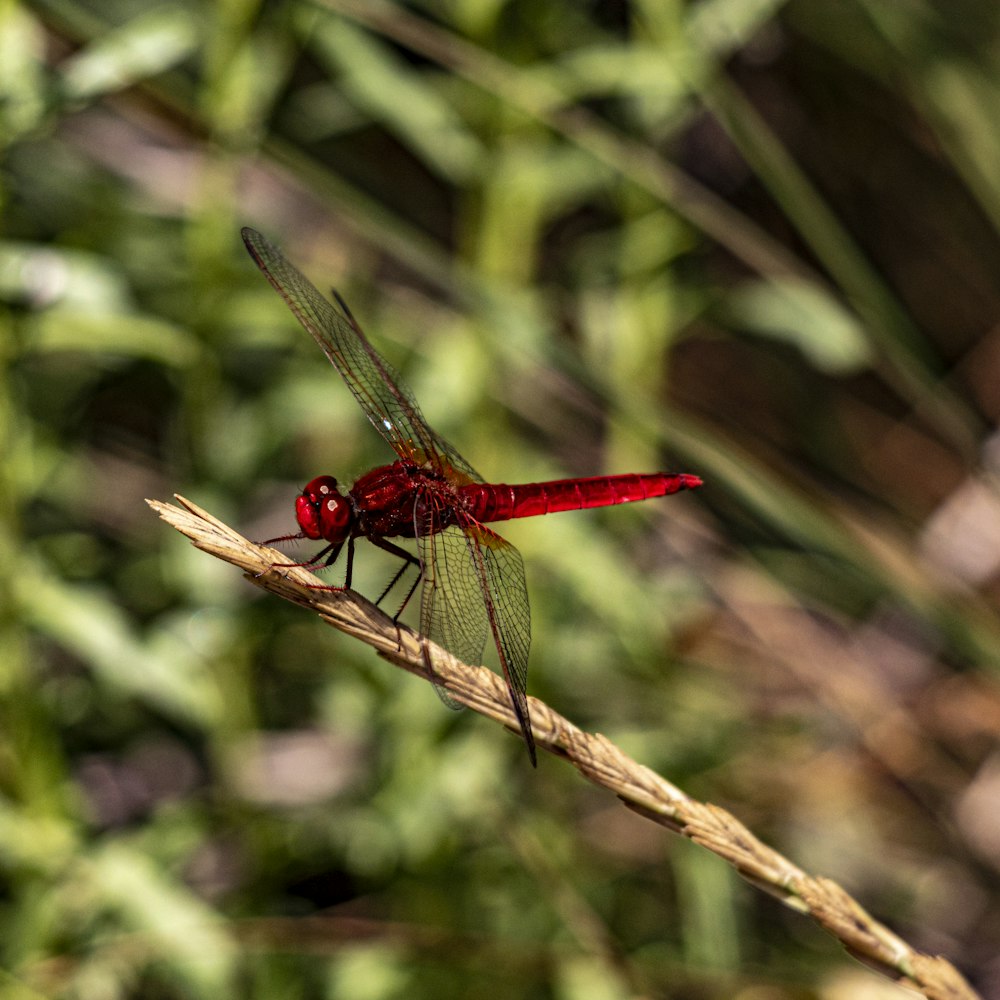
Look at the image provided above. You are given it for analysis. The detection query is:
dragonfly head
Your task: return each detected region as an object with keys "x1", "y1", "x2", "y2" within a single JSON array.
[{"x1": 296, "y1": 476, "x2": 353, "y2": 543}]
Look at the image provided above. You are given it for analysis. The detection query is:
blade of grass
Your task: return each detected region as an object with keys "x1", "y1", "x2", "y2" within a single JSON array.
[{"x1": 147, "y1": 494, "x2": 980, "y2": 1000}]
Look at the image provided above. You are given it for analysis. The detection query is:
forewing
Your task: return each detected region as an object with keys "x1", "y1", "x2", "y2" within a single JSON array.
[
  {"x1": 417, "y1": 496, "x2": 535, "y2": 763},
  {"x1": 242, "y1": 227, "x2": 480, "y2": 481}
]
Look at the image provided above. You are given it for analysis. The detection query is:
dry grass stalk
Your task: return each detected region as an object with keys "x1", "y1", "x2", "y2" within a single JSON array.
[{"x1": 147, "y1": 495, "x2": 978, "y2": 1000}]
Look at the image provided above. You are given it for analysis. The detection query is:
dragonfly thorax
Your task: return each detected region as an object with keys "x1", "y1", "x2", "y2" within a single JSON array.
[{"x1": 296, "y1": 475, "x2": 354, "y2": 543}]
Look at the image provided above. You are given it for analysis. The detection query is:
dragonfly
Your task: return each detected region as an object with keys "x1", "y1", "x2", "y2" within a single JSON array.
[{"x1": 242, "y1": 227, "x2": 702, "y2": 766}]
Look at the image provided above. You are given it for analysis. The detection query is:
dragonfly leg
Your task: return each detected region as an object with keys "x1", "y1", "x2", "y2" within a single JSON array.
[
  {"x1": 342, "y1": 536, "x2": 355, "y2": 588},
  {"x1": 290, "y1": 539, "x2": 355, "y2": 593},
  {"x1": 367, "y1": 536, "x2": 422, "y2": 619},
  {"x1": 260, "y1": 531, "x2": 304, "y2": 546},
  {"x1": 254, "y1": 540, "x2": 351, "y2": 593},
  {"x1": 262, "y1": 541, "x2": 339, "y2": 572}
]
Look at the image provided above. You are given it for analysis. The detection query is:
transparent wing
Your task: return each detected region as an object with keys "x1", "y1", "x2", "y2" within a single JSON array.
[
  {"x1": 419, "y1": 524, "x2": 488, "y2": 710},
  {"x1": 242, "y1": 227, "x2": 480, "y2": 482},
  {"x1": 417, "y1": 497, "x2": 534, "y2": 763}
]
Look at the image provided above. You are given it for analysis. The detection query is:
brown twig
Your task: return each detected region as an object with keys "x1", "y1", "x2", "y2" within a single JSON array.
[{"x1": 147, "y1": 496, "x2": 978, "y2": 1000}]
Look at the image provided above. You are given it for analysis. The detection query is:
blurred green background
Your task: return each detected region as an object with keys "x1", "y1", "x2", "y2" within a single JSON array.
[{"x1": 3, "y1": 0, "x2": 1000, "y2": 996}]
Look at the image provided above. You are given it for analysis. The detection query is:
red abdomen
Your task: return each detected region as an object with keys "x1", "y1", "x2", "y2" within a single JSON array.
[{"x1": 461, "y1": 472, "x2": 702, "y2": 523}]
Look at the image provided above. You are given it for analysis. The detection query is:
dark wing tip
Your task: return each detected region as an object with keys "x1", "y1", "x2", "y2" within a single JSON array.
[
  {"x1": 509, "y1": 691, "x2": 537, "y2": 767},
  {"x1": 330, "y1": 288, "x2": 357, "y2": 322},
  {"x1": 526, "y1": 733, "x2": 538, "y2": 767}
]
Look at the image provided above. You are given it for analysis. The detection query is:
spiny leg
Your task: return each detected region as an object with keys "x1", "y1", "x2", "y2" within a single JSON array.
[
  {"x1": 255, "y1": 542, "x2": 330, "y2": 579},
  {"x1": 290, "y1": 536, "x2": 355, "y2": 593},
  {"x1": 342, "y1": 536, "x2": 355, "y2": 588},
  {"x1": 255, "y1": 538, "x2": 349, "y2": 590},
  {"x1": 298, "y1": 538, "x2": 353, "y2": 592},
  {"x1": 260, "y1": 531, "x2": 304, "y2": 546},
  {"x1": 368, "y1": 535, "x2": 422, "y2": 617},
  {"x1": 366, "y1": 535, "x2": 423, "y2": 654}
]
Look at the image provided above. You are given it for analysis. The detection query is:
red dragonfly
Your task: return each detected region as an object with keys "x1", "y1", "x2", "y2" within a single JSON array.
[{"x1": 242, "y1": 228, "x2": 702, "y2": 766}]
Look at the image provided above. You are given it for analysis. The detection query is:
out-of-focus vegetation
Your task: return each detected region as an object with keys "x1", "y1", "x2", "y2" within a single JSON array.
[{"x1": 3, "y1": 0, "x2": 1000, "y2": 996}]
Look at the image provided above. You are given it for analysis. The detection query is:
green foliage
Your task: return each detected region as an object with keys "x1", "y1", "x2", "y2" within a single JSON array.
[{"x1": 2, "y1": 0, "x2": 998, "y2": 996}]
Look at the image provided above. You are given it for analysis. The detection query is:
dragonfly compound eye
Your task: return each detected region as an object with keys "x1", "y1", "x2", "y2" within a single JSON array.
[
  {"x1": 296, "y1": 476, "x2": 351, "y2": 541},
  {"x1": 317, "y1": 492, "x2": 351, "y2": 541}
]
